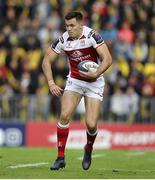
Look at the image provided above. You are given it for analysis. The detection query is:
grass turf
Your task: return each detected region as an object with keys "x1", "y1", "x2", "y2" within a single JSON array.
[{"x1": 0, "y1": 147, "x2": 155, "y2": 179}]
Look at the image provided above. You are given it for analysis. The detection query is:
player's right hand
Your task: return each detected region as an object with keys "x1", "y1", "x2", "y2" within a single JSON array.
[{"x1": 49, "y1": 84, "x2": 63, "y2": 96}]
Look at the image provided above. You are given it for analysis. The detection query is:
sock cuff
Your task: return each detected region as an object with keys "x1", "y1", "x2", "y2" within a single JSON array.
[
  {"x1": 87, "y1": 129, "x2": 98, "y2": 136},
  {"x1": 57, "y1": 122, "x2": 69, "y2": 129}
]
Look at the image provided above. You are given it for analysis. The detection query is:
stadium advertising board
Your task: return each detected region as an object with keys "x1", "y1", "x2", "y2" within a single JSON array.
[
  {"x1": 26, "y1": 122, "x2": 155, "y2": 150},
  {"x1": 0, "y1": 123, "x2": 25, "y2": 146}
]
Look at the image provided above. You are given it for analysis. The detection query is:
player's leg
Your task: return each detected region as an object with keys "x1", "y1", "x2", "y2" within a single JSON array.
[
  {"x1": 57, "y1": 90, "x2": 82, "y2": 158},
  {"x1": 60, "y1": 90, "x2": 82, "y2": 125},
  {"x1": 85, "y1": 97, "x2": 101, "y2": 153},
  {"x1": 82, "y1": 96, "x2": 101, "y2": 170},
  {"x1": 51, "y1": 90, "x2": 82, "y2": 170}
]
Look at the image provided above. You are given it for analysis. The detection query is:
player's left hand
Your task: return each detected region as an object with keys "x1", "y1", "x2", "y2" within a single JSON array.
[{"x1": 79, "y1": 69, "x2": 98, "y2": 79}]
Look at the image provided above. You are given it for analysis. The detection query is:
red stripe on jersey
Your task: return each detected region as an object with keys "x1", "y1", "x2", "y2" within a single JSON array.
[{"x1": 64, "y1": 46, "x2": 99, "y2": 82}]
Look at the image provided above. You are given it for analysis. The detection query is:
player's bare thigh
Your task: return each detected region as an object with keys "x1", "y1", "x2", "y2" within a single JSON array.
[
  {"x1": 60, "y1": 90, "x2": 82, "y2": 124},
  {"x1": 84, "y1": 96, "x2": 101, "y2": 133}
]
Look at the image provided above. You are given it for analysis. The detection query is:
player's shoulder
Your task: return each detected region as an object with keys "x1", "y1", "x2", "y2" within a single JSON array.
[
  {"x1": 53, "y1": 32, "x2": 68, "y2": 45},
  {"x1": 52, "y1": 34, "x2": 64, "y2": 47},
  {"x1": 83, "y1": 26, "x2": 95, "y2": 38},
  {"x1": 85, "y1": 26, "x2": 104, "y2": 44}
]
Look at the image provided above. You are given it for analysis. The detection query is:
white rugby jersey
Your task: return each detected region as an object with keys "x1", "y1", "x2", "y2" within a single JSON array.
[{"x1": 51, "y1": 26, "x2": 104, "y2": 82}]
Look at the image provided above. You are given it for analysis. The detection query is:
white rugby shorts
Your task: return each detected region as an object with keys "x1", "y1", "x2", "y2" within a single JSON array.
[{"x1": 64, "y1": 76, "x2": 105, "y2": 101}]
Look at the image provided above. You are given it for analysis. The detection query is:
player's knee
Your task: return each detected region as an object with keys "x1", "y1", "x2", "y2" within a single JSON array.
[
  {"x1": 60, "y1": 112, "x2": 71, "y2": 123},
  {"x1": 86, "y1": 123, "x2": 97, "y2": 134}
]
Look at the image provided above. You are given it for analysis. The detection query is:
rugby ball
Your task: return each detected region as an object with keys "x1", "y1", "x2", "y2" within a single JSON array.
[{"x1": 77, "y1": 60, "x2": 99, "y2": 72}]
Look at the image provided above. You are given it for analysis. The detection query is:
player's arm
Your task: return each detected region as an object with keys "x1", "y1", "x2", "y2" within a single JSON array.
[
  {"x1": 42, "y1": 47, "x2": 63, "y2": 96},
  {"x1": 79, "y1": 43, "x2": 112, "y2": 79},
  {"x1": 95, "y1": 43, "x2": 113, "y2": 77}
]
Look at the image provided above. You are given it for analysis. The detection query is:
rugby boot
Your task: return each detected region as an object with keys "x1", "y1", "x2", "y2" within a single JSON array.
[
  {"x1": 50, "y1": 157, "x2": 66, "y2": 170},
  {"x1": 82, "y1": 148, "x2": 92, "y2": 170}
]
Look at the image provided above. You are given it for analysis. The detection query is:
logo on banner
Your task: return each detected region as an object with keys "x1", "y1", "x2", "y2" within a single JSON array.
[
  {"x1": 48, "y1": 129, "x2": 155, "y2": 149},
  {"x1": 0, "y1": 128, "x2": 23, "y2": 146},
  {"x1": 48, "y1": 130, "x2": 112, "y2": 149}
]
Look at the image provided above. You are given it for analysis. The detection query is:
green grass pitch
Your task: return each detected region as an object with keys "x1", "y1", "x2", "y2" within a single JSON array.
[{"x1": 0, "y1": 147, "x2": 155, "y2": 179}]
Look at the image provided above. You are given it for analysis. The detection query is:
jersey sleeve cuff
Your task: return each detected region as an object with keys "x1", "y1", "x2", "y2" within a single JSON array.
[
  {"x1": 51, "y1": 47, "x2": 60, "y2": 54},
  {"x1": 95, "y1": 41, "x2": 105, "y2": 49}
]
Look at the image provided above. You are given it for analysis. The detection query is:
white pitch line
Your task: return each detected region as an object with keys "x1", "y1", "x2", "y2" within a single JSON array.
[
  {"x1": 77, "y1": 154, "x2": 104, "y2": 160},
  {"x1": 8, "y1": 162, "x2": 49, "y2": 169}
]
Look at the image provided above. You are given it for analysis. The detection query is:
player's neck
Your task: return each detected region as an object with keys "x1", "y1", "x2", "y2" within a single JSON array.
[
  {"x1": 77, "y1": 27, "x2": 83, "y2": 39},
  {"x1": 72, "y1": 27, "x2": 83, "y2": 40}
]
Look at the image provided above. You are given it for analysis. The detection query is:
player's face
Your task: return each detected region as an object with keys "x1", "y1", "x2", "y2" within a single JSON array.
[{"x1": 65, "y1": 18, "x2": 83, "y2": 39}]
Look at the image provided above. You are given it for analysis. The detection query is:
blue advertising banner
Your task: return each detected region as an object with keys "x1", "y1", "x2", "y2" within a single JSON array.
[{"x1": 0, "y1": 123, "x2": 25, "y2": 146}]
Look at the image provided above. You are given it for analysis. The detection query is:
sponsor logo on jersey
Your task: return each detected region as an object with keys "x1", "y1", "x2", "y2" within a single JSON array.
[
  {"x1": 71, "y1": 50, "x2": 83, "y2": 58},
  {"x1": 70, "y1": 54, "x2": 91, "y2": 62},
  {"x1": 70, "y1": 50, "x2": 91, "y2": 62}
]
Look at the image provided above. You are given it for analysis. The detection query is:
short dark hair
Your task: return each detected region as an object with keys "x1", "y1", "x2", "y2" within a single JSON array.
[{"x1": 65, "y1": 11, "x2": 83, "y2": 21}]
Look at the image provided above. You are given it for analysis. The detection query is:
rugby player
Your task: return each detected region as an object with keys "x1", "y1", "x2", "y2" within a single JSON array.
[{"x1": 42, "y1": 11, "x2": 112, "y2": 170}]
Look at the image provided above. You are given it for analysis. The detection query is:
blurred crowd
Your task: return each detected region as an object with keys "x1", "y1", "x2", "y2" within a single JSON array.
[{"x1": 0, "y1": 0, "x2": 155, "y2": 122}]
